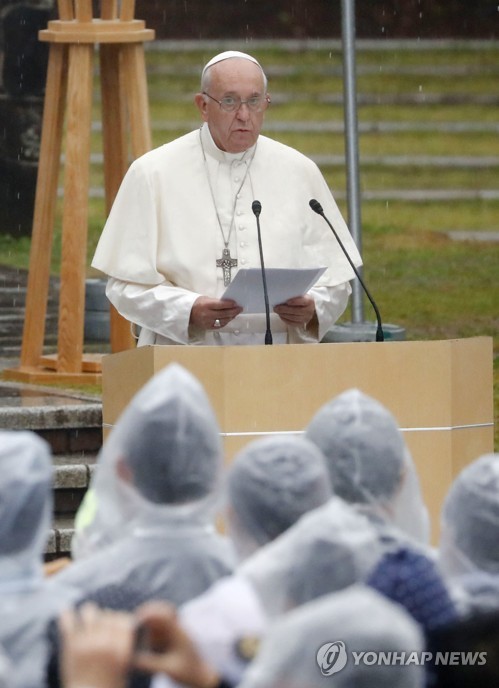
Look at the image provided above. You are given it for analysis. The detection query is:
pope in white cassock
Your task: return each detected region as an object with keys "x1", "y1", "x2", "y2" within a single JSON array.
[{"x1": 92, "y1": 50, "x2": 362, "y2": 346}]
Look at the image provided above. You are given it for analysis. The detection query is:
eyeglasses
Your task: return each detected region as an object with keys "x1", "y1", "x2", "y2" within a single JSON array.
[{"x1": 202, "y1": 92, "x2": 270, "y2": 113}]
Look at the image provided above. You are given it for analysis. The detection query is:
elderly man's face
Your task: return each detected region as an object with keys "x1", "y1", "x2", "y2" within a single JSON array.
[{"x1": 195, "y1": 58, "x2": 268, "y2": 153}]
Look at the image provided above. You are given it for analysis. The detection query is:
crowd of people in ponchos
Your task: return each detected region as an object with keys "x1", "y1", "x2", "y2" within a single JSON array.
[{"x1": 0, "y1": 363, "x2": 498, "y2": 688}]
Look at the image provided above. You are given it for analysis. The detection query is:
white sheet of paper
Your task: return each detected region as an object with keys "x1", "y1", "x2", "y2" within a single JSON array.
[{"x1": 222, "y1": 267, "x2": 327, "y2": 313}]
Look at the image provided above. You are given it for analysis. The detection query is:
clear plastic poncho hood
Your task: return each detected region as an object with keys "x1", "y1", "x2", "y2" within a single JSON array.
[
  {"x1": 305, "y1": 388, "x2": 430, "y2": 543},
  {"x1": 438, "y1": 453, "x2": 499, "y2": 577},
  {"x1": 226, "y1": 435, "x2": 332, "y2": 561},
  {"x1": 239, "y1": 585, "x2": 424, "y2": 688},
  {"x1": 239, "y1": 496, "x2": 395, "y2": 618},
  {"x1": 72, "y1": 363, "x2": 224, "y2": 559},
  {"x1": 0, "y1": 645, "x2": 11, "y2": 688},
  {"x1": 0, "y1": 430, "x2": 52, "y2": 588},
  {"x1": 0, "y1": 431, "x2": 79, "y2": 688}
]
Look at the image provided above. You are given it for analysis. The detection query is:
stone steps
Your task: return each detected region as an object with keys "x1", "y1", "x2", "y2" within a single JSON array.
[
  {"x1": 43, "y1": 425, "x2": 101, "y2": 560},
  {"x1": 0, "y1": 265, "x2": 59, "y2": 353},
  {"x1": 48, "y1": 454, "x2": 98, "y2": 560},
  {"x1": 0, "y1": 380, "x2": 102, "y2": 560},
  {"x1": 0, "y1": 266, "x2": 109, "y2": 353},
  {"x1": 52, "y1": 452, "x2": 97, "y2": 515}
]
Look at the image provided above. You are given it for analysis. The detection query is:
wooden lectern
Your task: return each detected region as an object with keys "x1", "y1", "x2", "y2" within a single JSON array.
[
  {"x1": 4, "y1": 0, "x2": 153, "y2": 385},
  {"x1": 102, "y1": 337, "x2": 494, "y2": 542}
]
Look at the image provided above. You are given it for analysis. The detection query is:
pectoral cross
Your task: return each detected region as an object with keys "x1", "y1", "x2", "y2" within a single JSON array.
[{"x1": 216, "y1": 247, "x2": 238, "y2": 286}]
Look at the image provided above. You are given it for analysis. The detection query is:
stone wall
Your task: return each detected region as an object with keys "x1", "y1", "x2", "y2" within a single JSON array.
[{"x1": 0, "y1": 1, "x2": 52, "y2": 237}]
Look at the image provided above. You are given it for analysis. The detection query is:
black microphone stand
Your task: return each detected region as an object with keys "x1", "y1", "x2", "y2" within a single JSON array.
[
  {"x1": 252, "y1": 200, "x2": 273, "y2": 345},
  {"x1": 309, "y1": 199, "x2": 384, "y2": 342}
]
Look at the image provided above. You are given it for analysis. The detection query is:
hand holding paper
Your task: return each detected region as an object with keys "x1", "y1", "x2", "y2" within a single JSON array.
[{"x1": 222, "y1": 267, "x2": 327, "y2": 314}]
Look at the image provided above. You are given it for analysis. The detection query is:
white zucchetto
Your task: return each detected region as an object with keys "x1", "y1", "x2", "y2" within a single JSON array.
[{"x1": 201, "y1": 50, "x2": 263, "y2": 81}]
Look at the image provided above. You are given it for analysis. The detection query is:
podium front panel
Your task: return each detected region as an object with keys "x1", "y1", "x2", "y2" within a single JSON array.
[{"x1": 102, "y1": 337, "x2": 494, "y2": 542}]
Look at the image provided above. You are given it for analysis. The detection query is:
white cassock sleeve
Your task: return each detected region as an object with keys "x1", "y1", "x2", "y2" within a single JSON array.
[{"x1": 105, "y1": 278, "x2": 203, "y2": 345}]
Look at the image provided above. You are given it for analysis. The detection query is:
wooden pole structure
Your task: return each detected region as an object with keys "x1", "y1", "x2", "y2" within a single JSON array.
[{"x1": 4, "y1": 0, "x2": 154, "y2": 385}]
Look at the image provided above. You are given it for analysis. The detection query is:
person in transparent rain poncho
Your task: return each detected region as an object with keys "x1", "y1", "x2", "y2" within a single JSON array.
[
  {"x1": 238, "y1": 496, "x2": 403, "y2": 620},
  {"x1": 305, "y1": 388, "x2": 430, "y2": 545},
  {"x1": 55, "y1": 588, "x2": 425, "y2": 688},
  {"x1": 0, "y1": 648, "x2": 10, "y2": 688},
  {"x1": 453, "y1": 571, "x2": 499, "y2": 617},
  {"x1": 225, "y1": 435, "x2": 332, "y2": 562},
  {"x1": 438, "y1": 454, "x2": 499, "y2": 592},
  {"x1": 152, "y1": 496, "x2": 395, "y2": 688},
  {"x1": 53, "y1": 363, "x2": 235, "y2": 608},
  {"x1": 238, "y1": 585, "x2": 425, "y2": 688},
  {"x1": 0, "y1": 431, "x2": 79, "y2": 688}
]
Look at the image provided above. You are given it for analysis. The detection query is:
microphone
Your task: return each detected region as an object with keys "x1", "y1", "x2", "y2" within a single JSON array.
[
  {"x1": 309, "y1": 199, "x2": 384, "y2": 342},
  {"x1": 252, "y1": 200, "x2": 273, "y2": 345}
]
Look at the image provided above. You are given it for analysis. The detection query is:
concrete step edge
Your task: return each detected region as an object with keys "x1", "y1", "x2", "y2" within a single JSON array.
[
  {"x1": 46, "y1": 518, "x2": 75, "y2": 557},
  {"x1": 0, "y1": 403, "x2": 102, "y2": 431},
  {"x1": 53, "y1": 461, "x2": 97, "y2": 490}
]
